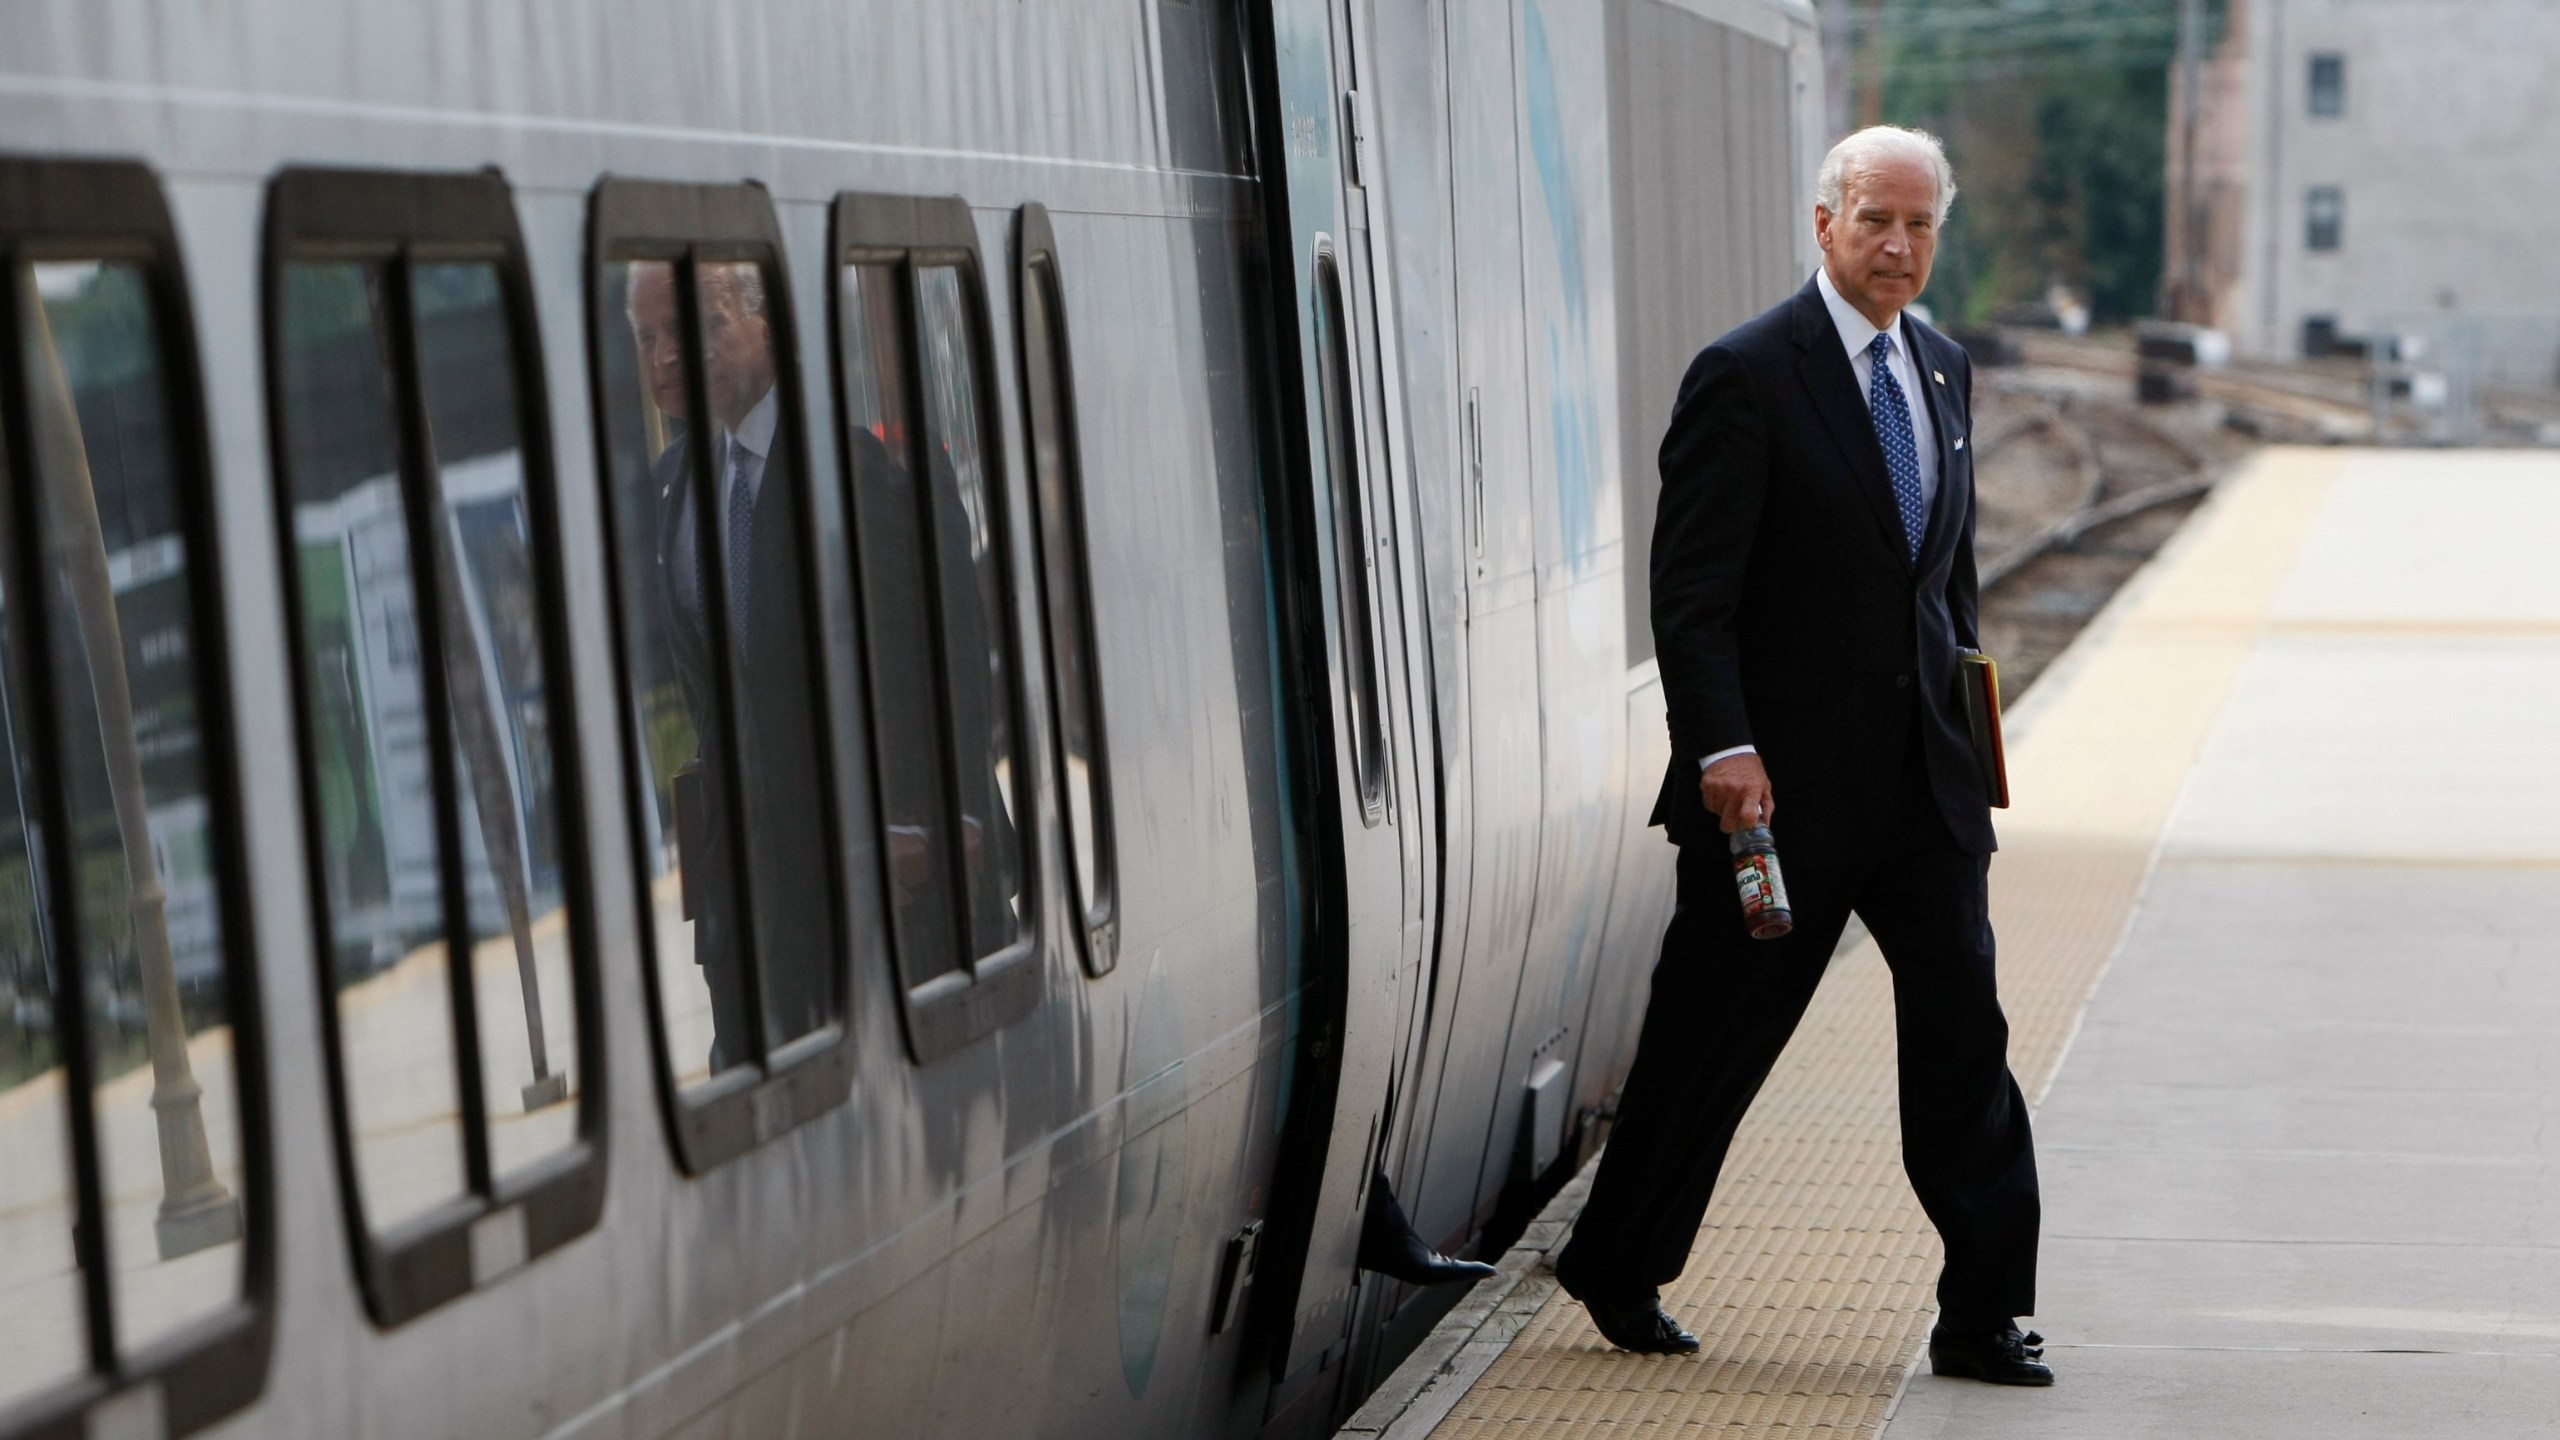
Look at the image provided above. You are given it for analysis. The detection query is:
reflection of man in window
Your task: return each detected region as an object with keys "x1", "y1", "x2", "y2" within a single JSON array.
[
  {"x1": 626, "y1": 261, "x2": 833, "y2": 1070},
  {"x1": 846, "y1": 398, "x2": 1023, "y2": 969}
]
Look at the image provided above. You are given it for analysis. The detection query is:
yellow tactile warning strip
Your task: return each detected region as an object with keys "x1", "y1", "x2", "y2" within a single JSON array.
[{"x1": 1399, "y1": 448, "x2": 2347, "y2": 1438}]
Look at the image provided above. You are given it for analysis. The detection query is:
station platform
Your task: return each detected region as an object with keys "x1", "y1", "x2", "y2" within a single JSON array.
[{"x1": 1344, "y1": 447, "x2": 2560, "y2": 1438}]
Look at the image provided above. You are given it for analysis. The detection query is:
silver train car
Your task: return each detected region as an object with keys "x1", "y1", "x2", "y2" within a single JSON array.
[{"x1": 0, "y1": 1, "x2": 1821, "y2": 1436}]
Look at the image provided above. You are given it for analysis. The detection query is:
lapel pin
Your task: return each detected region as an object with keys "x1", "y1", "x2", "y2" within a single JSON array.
[
  {"x1": 1955, "y1": 435, "x2": 1966, "y2": 451},
  {"x1": 1932, "y1": 369, "x2": 1946, "y2": 385}
]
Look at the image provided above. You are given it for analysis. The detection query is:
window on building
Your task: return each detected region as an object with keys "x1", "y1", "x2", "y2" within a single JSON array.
[
  {"x1": 589, "y1": 180, "x2": 849, "y2": 1172},
  {"x1": 2308, "y1": 53, "x2": 2345, "y2": 117},
  {"x1": 833, "y1": 192, "x2": 1039, "y2": 1062},
  {"x1": 1014, "y1": 204, "x2": 1117, "y2": 977},
  {"x1": 2306, "y1": 185, "x2": 2344, "y2": 252},
  {"x1": 268, "y1": 167, "x2": 600, "y2": 1321},
  {"x1": 0, "y1": 155, "x2": 267, "y2": 1438}
]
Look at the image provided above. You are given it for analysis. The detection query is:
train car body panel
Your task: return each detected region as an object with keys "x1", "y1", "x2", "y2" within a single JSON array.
[{"x1": 0, "y1": 2, "x2": 1818, "y2": 1437}]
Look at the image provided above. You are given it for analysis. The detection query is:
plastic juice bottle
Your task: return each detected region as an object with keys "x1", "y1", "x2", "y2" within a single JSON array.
[{"x1": 1729, "y1": 825, "x2": 1794, "y2": 940}]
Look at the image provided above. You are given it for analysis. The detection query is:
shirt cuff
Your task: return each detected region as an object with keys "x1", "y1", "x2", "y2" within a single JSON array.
[{"x1": 1698, "y1": 744, "x2": 1758, "y2": 772}]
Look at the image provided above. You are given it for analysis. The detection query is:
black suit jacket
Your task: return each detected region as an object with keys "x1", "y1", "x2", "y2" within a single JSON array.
[
  {"x1": 653, "y1": 421, "x2": 835, "y2": 1037},
  {"x1": 1648, "y1": 277, "x2": 1995, "y2": 859}
]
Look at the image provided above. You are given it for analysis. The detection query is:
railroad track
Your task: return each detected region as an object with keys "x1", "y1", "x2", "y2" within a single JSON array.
[
  {"x1": 2008, "y1": 331, "x2": 2376, "y2": 441},
  {"x1": 2010, "y1": 329, "x2": 2560, "y2": 444},
  {"x1": 1960, "y1": 373, "x2": 2242, "y2": 698},
  {"x1": 1963, "y1": 327, "x2": 2553, "y2": 698},
  {"x1": 1972, "y1": 391, "x2": 2218, "y2": 592}
]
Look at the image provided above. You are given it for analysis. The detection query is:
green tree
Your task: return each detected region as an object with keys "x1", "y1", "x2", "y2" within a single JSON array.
[{"x1": 1846, "y1": 0, "x2": 2185, "y2": 325}]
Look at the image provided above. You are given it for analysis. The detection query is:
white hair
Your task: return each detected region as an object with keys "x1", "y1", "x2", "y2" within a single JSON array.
[
  {"x1": 1816, "y1": 125, "x2": 1957, "y2": 225},
  {"x1": 622, "y1": 259, "x2": 766, "y2": 320},
  {"x1": 705, "y1": 261, "x2": 766, "y2": 318}
]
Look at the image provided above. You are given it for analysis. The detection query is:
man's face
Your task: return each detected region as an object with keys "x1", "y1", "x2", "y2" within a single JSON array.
[
  {"x1": 1815, "y1": 155, "x2": 1940, "y2": 329},
  {"x1": 625, "y1": 262, "x2": 687, "y2": 421},
  {"x1": 699, "y1": 266, "x2": 776, "y2": 430}
]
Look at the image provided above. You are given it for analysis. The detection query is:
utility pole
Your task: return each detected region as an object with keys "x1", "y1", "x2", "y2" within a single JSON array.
[
  {"x1": 1819, "y1": 0, "x2": 1856, "y2": 142},
  {"x1": 2175, "y1": 0, "x2": 2207, "y2": 321},
  {"x1": 1858, "y1": 0, "x2": 1887, "y2": 128}
]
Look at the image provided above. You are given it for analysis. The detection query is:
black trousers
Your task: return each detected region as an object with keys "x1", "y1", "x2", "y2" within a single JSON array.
[{"x1": 1558, "y1": 728, "x2": 2039, "y2": 1327}]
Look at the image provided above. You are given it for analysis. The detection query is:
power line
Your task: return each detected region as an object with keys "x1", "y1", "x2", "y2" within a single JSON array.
[
  {"x1": 1878, "y1": 45, "x2": 2182, "y2": 83},
  {"x1": 1882, "y1": 19, "x2": 2180, "y2": 52},
  {"x1": 1842, "y1": 0, "x2": 2176, "y2": 36}
]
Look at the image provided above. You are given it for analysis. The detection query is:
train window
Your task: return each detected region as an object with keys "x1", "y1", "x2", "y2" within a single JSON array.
[
  {"x1": 279, "y1": 257, "x2": 473, "y2": 1231},
  {"x1": 1312, "y1": 249, "x2": 1389, "y2": 822},
  {"x1": 839, "y1": 262, "x2": 965, "y2": 993},
  {"x1": 588, "y1": 180, "x2": 849, "y2": 1172},
  {"x1": 1013, "y1": 204, "x2": 1117, "y2": 976},
  {"x1": 832, "y1": 192, "x2": 1039, "y2": 1063},
  {"x1": 408, "y1": 262, "x2": 584, "y2": 1181},
  {"x1": 0, "y1": 470, "x2": 88, "y2": 1409},
  {"x1": 916, "y1": 266, "x2": 1031, "y2": 971},
  {"x1": 266, "y1": 168, "x2": 601, "y2": 1325},
  {"x1": 0, "y1": 156, "x2": 268, "y2": 1440},
  {"x1": 33, "y1": 255, "x2": 254, "y2": 1353}
]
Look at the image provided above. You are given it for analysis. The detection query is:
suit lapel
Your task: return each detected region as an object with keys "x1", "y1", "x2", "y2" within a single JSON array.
[
  {"x1": 657, "y1": 432, "x2": 717, "y2": 663},
  {"x1": 1907, "y1": 322, "x2": 1964, "y2": 568},
  {"x1": 1791, "y1": 283, "x2": 1913, "y2": 571}
]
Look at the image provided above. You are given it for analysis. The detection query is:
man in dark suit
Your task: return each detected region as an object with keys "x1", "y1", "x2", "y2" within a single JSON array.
[
  {"x1": 626, "y1": 261, "x2": 835, "y2": 1073},
  {"x1": 1553, "y1": 127, "x2": 2048, "y2": 1385}
]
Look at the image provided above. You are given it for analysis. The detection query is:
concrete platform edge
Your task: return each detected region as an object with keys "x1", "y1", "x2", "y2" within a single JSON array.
[{"x1": 1333, "y1": 1162, "x2": 1598, "y2": 1439}]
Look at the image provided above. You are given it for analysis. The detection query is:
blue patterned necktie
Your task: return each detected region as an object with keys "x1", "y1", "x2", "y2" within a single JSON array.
[
  {"x1": 722, "y1": 437, "x2": 756, "y2": 647},
  {"x1": 1867, "y1": 331, "x2": 1926, "y2": 562}
]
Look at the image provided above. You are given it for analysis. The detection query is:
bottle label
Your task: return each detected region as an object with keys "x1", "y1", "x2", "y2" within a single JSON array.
[
  {"x1": 1761, "y1": 860, "x2": 1790, "y2": 914},
  {"x1": 1731, "y1": 840, "x2": 1793, "y2": 939},
  {"x1": 1737, "y1": 864, "x2": 1768, "y2": 912}
]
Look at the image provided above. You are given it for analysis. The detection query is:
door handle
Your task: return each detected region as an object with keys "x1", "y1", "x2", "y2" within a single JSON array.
[{"x1": 1465, "y1": 385, "x2": 1484, "y2": 552}]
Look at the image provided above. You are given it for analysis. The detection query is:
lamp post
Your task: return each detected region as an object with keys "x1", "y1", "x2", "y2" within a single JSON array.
[
  {"x1": 27, "y1": 287, "x2": 242, "y2": 1261},
  {"x1": 427, "y1": 508, "x2": 565, "y2": 1112}
]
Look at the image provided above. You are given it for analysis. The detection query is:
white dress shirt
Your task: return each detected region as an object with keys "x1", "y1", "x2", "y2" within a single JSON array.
[
  {"x1": 723, "y1": 384, "x2": 779, "y2": 506},
  {"x1": 1699, "y1": 268, "x2": 1941, "y2": 776},
  {"x1": 1815, "y1": 263, "x2": 1937, "y2": 515},
  {"x1": 665, "y1": 385, "x2": 780, "y2": 634}
]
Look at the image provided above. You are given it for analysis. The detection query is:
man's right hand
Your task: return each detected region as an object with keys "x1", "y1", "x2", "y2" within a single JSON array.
[{"x1": 1700, "y1": 753, "x2": 1775, "y2": 834}]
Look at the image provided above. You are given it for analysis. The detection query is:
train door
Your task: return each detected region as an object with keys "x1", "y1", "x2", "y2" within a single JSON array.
[
  {"x1": 1245, "y1": 0, "x2": 1424, "y2": 1403},
  {"x1": 1402, "y1": 0, "x2": 1550, "y2": 1257},
  {"x1": 1332, "y1": 0, "x2": 1443, "y2": 1289}
]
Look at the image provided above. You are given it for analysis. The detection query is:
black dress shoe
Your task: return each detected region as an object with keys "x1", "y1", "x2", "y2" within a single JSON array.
[
  {"x1": 1355, "y1": 1171, "x2": 1500, "y2": 1287},
  {"x1": 1366, "y1": 1234, "x2": 1500, "y2": 1287},
  {"x1": 1928, "y1": 1324, "x2": 2054, "y2": 1386},
  {"x1": 1553, "y1": 1267, "x2": 1700, "y2": 1355}
]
